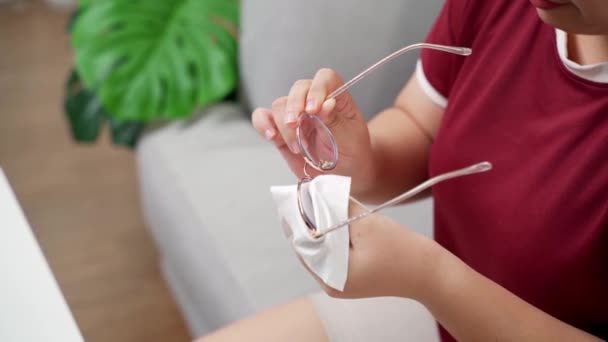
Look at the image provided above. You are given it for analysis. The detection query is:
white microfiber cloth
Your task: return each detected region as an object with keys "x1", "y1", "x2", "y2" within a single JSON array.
[{"x1": 270, "y1": 175, "x2": 351, "y2": 291}]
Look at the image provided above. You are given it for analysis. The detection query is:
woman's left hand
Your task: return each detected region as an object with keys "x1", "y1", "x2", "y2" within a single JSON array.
[{"x1": 300, "y1": 201, "x2": 443, "y2": 300}]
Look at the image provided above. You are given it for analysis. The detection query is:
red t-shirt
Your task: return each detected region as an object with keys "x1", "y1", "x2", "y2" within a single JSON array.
[{"x1": 420, "y1": 0, "x2": 608, "y2": 340}]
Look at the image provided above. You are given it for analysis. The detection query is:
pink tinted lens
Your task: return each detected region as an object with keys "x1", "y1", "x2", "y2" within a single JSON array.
[{"x1": 298, "y1": 113, "x2": 337, "y2": 170}]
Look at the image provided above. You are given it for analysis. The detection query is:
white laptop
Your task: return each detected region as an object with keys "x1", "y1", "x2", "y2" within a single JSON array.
[{"x1": 0, "y1": 168, "x2": 84, "y2": 342}]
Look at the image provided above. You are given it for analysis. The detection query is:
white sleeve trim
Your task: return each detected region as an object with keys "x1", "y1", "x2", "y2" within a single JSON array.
[{"x1": 415, "y1": 59, "x2": 448, "y2": 108}]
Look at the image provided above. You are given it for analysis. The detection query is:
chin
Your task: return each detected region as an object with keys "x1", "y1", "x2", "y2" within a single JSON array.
[{"x1": 536, "y1": 8, "x2": 608, "y2": 35}]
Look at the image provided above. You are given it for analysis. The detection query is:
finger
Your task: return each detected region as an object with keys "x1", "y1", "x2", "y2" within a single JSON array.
[
  {"x1": 251, "y1": 107, "x2": 278, "y2": 141},
  {"x1": 285, "y1": 79, "x2": 312, "y2": 126},
  {"x1": 318, "y1": 98, "x2": 337, "y2": 119},
  {"x1": 306, "y1": 68, "x2": 343, "y2": 116},
  {"x1": 256, "y1": 104, "x2": 309, "y2": 178},
  {"x1": 334, "y1": 91, "x2": 357, "y2": 119},
  {"x1": 272, "y1": 96, "x2": 300, "y2": 154}
]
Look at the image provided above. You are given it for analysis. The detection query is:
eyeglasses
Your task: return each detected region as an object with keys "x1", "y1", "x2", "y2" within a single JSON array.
[{"x1": 296, "y1": 43, "x2": 492, "y2": 239}]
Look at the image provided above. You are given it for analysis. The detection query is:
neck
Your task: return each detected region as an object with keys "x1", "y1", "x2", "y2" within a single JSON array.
[{"x1": 567, "y1": 33, "x2": 608, "y2": 65}]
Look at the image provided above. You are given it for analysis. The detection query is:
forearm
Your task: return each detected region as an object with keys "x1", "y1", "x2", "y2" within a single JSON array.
[
  {"x1": 353, "y1": 73, "x2": 443, "y2": 205},
  {"x1": 417, "y1": 244, "x2": 602, "y2": 341},
  {"x1": 354, "y1": 105, "x2": 432, "y2": 204}
]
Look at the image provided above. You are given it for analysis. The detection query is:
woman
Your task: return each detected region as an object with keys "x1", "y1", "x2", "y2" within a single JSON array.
[{"x1": 199, "y1": 0, "x2": 608, "y2": 340}]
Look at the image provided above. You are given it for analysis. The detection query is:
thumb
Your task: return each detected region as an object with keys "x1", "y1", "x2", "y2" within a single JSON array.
[
  {"x1": 319, "y1": 98, "x2": 337, "y2": 121},
  {"x1": 320, "y1": 95, "x2": 362, "y2": 126}
]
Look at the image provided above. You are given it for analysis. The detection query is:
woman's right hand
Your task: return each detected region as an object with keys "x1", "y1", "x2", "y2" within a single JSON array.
[{"x1": 252, "y1": 68, "x2": 375, "y2": 194}]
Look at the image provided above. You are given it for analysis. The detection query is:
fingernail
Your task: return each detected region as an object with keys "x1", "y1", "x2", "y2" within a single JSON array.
[
  {"x1": 306, "y1": 100, "x2": 316, "y2": 112},
  {"x1": 286, "y1": 110, "x2": 298, "y2": 124},
  {"x1": 264, "y1": 128, "x2": 275, "y2": 141},
  {"x1": 289, "y1": 141, "x2": 300, "y2": 154}
]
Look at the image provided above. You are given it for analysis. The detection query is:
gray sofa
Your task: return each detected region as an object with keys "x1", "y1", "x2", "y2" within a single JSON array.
[{"x1": 136, "y1": 1, "x2": 443, "y2": 337}]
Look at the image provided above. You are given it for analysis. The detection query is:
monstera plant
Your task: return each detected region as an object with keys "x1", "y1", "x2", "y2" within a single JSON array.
[{"x1": 65, "y1": 0, "x2": 239, "y2": 147}]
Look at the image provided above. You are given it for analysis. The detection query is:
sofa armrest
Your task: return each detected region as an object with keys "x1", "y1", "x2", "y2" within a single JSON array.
[{"x1": 140, "y1": 102, "x2": 261, "y2": 157}]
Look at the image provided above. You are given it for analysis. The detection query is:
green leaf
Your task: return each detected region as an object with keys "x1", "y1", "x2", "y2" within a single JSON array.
[
  {"x1": 78, "y1": 0, "x2": 93, "y2": 7},
  {"x1": 64, "y1": 69, "x2": 143, "y2": 148},
  {"x1": 64, "y1": 70, "x2": 106, "y2": 142},
  {"x1": 66, "y1": 9, "x2": 80, "y2": 33},
  {"x1": 108, "y1": 118, "x2": 144, "y2": 148},
  {"x1": 71, "y1": 0, "x2": 239, "y2": 122}
]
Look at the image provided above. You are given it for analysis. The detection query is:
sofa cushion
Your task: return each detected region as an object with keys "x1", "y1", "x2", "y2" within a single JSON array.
[
  {"x1": 137, "y1": 104, "x2": 319, "y2": 335},
  {"x1": 239, "y1": 0, "x2": 444, "y2": 119}
]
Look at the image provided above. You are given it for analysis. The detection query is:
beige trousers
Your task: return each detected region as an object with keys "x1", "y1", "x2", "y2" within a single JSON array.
[{"x1": 311, "y1": 293, "x2": 440, "y2": 342}]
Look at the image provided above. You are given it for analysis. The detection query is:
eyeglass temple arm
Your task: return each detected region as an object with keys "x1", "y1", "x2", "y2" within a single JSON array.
[
  {"x1": 328, "y1": 43, "x2": 472, "y2": 100},
  {"x1": 316, "y1": 161, "x2": 492, "y2": 238}
]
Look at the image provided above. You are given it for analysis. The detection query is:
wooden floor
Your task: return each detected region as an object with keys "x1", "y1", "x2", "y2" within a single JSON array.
[{"x1": 0, "y1": 2, "x2": 191, "y2": 341}]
